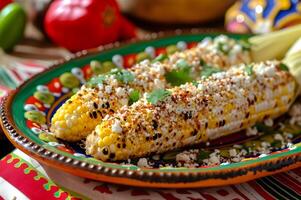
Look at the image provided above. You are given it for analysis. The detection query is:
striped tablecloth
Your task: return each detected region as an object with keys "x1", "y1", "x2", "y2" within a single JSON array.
[
  {"x1": 0, "y1": 41, "x2": 301, "y2": 200},
  {"x1": 0, "y1": 149, "x2": 301, "y2": 200}
]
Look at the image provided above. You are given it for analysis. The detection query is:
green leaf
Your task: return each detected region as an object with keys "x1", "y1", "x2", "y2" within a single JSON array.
[
  {"x1": 200, "y1": 65, "x2": 223, "y2": 78},
  {"x1": 146, "y1": 89, "x2": 171, "y2": 105},
  {"x1": 245, "y1": 64, "x2": 253, "y2": 76},
  {"x1": 165, "y1": 69, "x2": 193, "y2": 86},
  {"x1": 176, "y1": 59, "x2": 190, "y2": 70},
  {"x1": 192, "y1": 81, "x2": 198, "y2": 87},
  {"x1": 165, "y1": 59, "x2": 193, "y2": 86},
  {"x1": 217, "y1": 42, "x2": 229, "y2": 55},
  {"x1": 279, "y1": 63, "x2": 289, "y2": 71},
  {"x1": 255, "y1": 123, "x2": 274, "y2": 134},
  {"x1": 197, "y1": 150, "x2": 211, "y2": 162},
  {"x1": 239, "y1": 39, "x2": 252, "y2": 51},
  {"x1": 199, "y1": 59, "x2": 206, "y2": 66},
  {"x1": 109, "y1": 69, "x2": 135, "y2": 84},
  {"x1": 87, "y1": 75, "x2": 106, "y2": 87},
  {"x1": 128, "y1": 90, "x2": 140, "y2": 105},
  {"x1": 271, "y1": 140, "x2": 282, "y2": 148},
  {"x1": 152, "y1": 54, "x2": 168, "y2": 63}
]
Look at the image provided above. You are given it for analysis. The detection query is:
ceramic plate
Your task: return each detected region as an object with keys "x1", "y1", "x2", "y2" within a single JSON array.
[{"x1": 1, "y1": 31, "x2": 301, "y2": 188}]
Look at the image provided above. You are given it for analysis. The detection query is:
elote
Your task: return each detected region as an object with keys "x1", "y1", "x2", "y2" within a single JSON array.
[
  {"x1": 50, "y1": 35, "x2": 250, "y2": 141},
  {"x1": 85, "y1": 61, "x2": 297, "y2": 161}
]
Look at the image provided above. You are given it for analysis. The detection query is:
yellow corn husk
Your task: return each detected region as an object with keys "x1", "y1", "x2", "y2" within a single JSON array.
[
  {"x1": 283, "y1": 37, "x2": 301, "y2": 93},
  {"x1": 86, "y1": 61, "x2": 297, "y2": 161},
  {"x1": 51, "y1": 36, "x2": 250, "y2": 141},
  {"x1": 250, "y1": 24, "x2": 301, "y2": 62}
]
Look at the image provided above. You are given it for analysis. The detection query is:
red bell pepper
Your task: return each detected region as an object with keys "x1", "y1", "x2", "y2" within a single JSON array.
[
  {"x1": 45, "y1": 0, "x2": 129, "y2": 52},
  {"x1": 0, "y1": 0, "x2": 12, "y2": 11}
]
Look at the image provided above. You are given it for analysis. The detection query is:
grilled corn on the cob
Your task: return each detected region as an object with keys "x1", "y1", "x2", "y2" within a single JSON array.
[
  {"x1": 86, "y1": 61, "x2": 297, "y2": 161},
  {"x1": 51, "y1": 35, "x2": 250, "y2": 141}
]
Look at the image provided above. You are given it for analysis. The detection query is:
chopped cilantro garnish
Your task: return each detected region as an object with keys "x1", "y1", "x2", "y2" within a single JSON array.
[
  {"x1": 255, "y1": 123, "x2": 274, "y2": 134},
  {"x1": 152, "y1": 54, "x2": 168, "y2": 63},
  {"x1": 165, "y1": 59, "x2": 193, "y2": 86},
  {"x1": 87, "y1": 68, "x2": 134, "y2": 87},
  {"x1": 87, "y1": 75, "x2": 106, "y2": 87},
  {"x1": 217, "y1": 42, "x2": 229, "y2": 55},
  {"x1": 197, "y1": 150, "x2": 211, "y2": 162},
  {"x1": 192, "y1": 81, "x2": 198, "y2": 87},
  {"x1": 200, "y1": 65, "x2": 223, "y2": 78},
  {"x1": 245, "y1": 64, "x2": 253, "y2": 76},
  {"x1": 279, "y1": 63, "x2": 289, "y2": 71},
  {"x1": 146, "y1": 89, "x2": 171, "y2": 105},
  {"x1": 271, "y1": 140, "x2": 282, "y2": 148},
  {"x1": 165, "y1": 68, "x2": 193, "y2": 86},
  {"x1": 199, "y1": 59, "x2": 206, "y2": 66},
  {"x1": 239, "y1": 39, "x2": 252, "y2": 51},
  {"x1": 109, "y1": 68, "x2": 135, "y2": 84},
  {"x1": 176, "y1": 59, "x2": 190, "y2": 70},
  {"x1": 128, "y1": 90, "x2": 140, "y2": 105}
]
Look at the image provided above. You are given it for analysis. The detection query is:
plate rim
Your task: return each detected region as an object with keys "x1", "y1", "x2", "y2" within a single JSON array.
[{"x1": 1, "y1": 29, "x2": 301, "y2": 188}]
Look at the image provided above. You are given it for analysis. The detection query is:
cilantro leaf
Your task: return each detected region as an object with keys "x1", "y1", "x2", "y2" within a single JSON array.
[
  {"x1": 239, "y1": 39, "x2": 252, "y2": 51},
  {"x1": 146, "y1": 89, "x2": 171, "y2": 105},
  {"x1": 199, "y1": 59, "x2": 206, "y2": 66},
  {"x1": 245, "y1": 65, "x2": 253, "y2": 76},
  {"x1": 217, "y1": 42, "x2": 229, "y2": 55},
  {"x1": 255, "y1": 123, "x2": 274, "y2": 134},
  {"x1": 165, "y1": 69, "x2": 193, "y2": 86},
  {"x1": 279, "y1": 63, "x2": 289, "y2": 72},
  {"x1": 87, "y1": 75, "x2": 106, "y2": 87},
  {"x1": 192, "y1": 81, "x2": 198, "y2": 87},
  {"x1": 165, "y1": 59, "x2": 193, "y2": 86},
  {"x1": 176, "y1": 59, "x2": 190, "y2": 70},
  {"x1": 152, "y1": 54, "x2": 168, "y2": 63},
  {"x1": 109, "y1": 69, "x2": 135, "y2": 84},
  {"x1": 200, "y1": 65, "x2": 223, "y2": 78},
  {"x1": 197, "y1": 150, "x2": 211, "y2": 162},
  {"x1": 128, "y1": 90, "x2": 140, "y2": 105}
]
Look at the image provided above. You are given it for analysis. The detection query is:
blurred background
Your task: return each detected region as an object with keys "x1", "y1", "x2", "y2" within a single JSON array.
[{"x1": 1, "y1": 0, "x2": 301, "y2": 157}]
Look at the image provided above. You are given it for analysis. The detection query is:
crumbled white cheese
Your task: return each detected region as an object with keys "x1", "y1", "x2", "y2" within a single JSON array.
[
  {"x1": 97, "y1": 83, "x2": 104, "y2": 90},
  {"x1": 112, "y1": 120, "x2": 122, "y2": 134},
  {"x1": 151, "y1": 62, "x2": 165, "y2": 75},
  {"x1": 120, "y1": 98, "x2": 128, "y2": 106},
  {"x1": 116, "y1": 87, "x2": 125, "y2": 97},
  {"x1": 264, "y1": 118, "x2": 274, "y2": 127},
  {"x1": 229, "y1": 149, "x2": 237, "y2": 157},
  {"x1": 105, "y1": 85, "x2": 112, "y2": 93},
  {"x1": 274, "y1": 133, "x2": 283, "y2": 141},
  {"x1": 154, "y1": 79, "x2": 164, "y2": 89},
  {"x1": 137, "y1": 158, "x2": 150, "y2": 168},
  {"x1": 208, "y1": 152, "x2": 220, "y2": 165},
  {"x1": 232, "y1": 44, "x2": 242, "y2": 54},
  {"x1": 214, "y1": 35, "x2": 227, "y2": 43},
  {"x1": 176, "y1": 153, "x2": 191, "y2": 163},
  {"x1": 246, "y1": 127, "x2": 258, "y2": 136}
]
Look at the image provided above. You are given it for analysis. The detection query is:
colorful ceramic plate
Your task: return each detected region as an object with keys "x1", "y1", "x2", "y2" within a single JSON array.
[{"x1": 1, "y1": 31, "x2": 301, "y2": 188}]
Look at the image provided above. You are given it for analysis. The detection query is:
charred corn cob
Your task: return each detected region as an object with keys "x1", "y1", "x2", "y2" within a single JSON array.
[
  {"x1": 86, "y1": 61, "x2": 297, "y2": 161},
  {"x1": 51, "y1": 35, "x2": 250, "y2": 141},
  {"x1": 50, "y1": 62, "x2": 167, "y2": 141}
]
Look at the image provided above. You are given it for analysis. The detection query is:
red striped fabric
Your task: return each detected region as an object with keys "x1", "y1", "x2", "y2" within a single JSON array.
[
  {"x1": 0, "y1": 155, "x2": 76, "y2": 200},
  {"x1": 248, "y1": 180, "x2": 275, "y2": 200}
]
